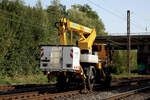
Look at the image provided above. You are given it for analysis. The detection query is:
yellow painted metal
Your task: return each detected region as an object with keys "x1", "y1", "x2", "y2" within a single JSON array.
[
  {"x1": 75, "y1": 66, "x2": 86, "y2": 80},
  {"x1": 94, "y1": 43, "x2": 113, "y2": 70},
  {"x1": 57, "y1": 18, "x2": 97, "y2": 81},
  {"x1": 80, "y1": 66, "x2": 86, "y2": 81},
  {"x1": 94, "y1": 43, "x2": 106, "y2": 61},
  {"x1": 70, "y1": 30, "x2": 72, "y2": 45},
  {"x1": 58, "y1": 18, "x2": 67, "y2": 45},
  {"x1": 58, "y1": 18, "x2": 96, "y2": 50},
  {"x1": 97, "y1": 62, "x2": 102, "y2": 69}
]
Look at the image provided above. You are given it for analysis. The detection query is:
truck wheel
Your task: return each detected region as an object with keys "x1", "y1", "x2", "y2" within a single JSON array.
[
  {"x1": 104, "y1": 74, "x2": 112, "y2": 88},
  {"x1": 86, "y1": 66, "x2": 95, "y2": 90},
  {"x1": 104, "y1": 67, "x2": 112, "y2": 88},
  {"x1": 56, "y1": 74, "x2": 67, "y2": 92}
]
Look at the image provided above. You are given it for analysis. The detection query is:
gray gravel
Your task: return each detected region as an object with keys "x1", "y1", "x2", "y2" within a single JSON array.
[
  {"x1": 59, "y1": 91, "x2": 117, "y2": 100},
  {"x1": 56, "y1": 84, "x2": 150, "y2": 100},
  {"x1": 123, "y1": 90, "x2": 150, "y2": 100},
  {"x1": 59, "y1": 90, "x2": 150, "y2": 100}
]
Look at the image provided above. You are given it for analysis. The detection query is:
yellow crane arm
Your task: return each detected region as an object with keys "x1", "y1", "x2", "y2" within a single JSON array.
[{"x1": 56, "y1": 18, "x2": 96, "y2": 50}]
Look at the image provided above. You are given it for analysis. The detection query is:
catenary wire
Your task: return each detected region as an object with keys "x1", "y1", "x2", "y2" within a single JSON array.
[{"x1": 87, "y1": 0, "x2": 145, "y2": 31}]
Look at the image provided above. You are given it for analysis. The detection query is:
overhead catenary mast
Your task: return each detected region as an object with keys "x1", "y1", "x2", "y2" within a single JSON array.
[{"x1": 127, "y1": 10, "x2": 131, "y2": 74}]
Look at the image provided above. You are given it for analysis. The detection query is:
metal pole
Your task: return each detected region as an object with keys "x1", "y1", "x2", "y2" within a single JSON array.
[
  {"x1": 70, "y1": 30, "x2": 72, "y2": 45},
  {"x1": 127, "y1": 10, "x2": 131, "y2": 74}
]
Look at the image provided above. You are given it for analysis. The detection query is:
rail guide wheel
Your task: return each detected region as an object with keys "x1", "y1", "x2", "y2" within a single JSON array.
[
  {"x1": 86, "y1": 66, "x2": 96, "y2": 91},
  {"x1": 56, "y1": 73, "x2": 67, "y2": 92},
  {"x1": 104, "y1": 66, "x2": 112, "y2": 88}
]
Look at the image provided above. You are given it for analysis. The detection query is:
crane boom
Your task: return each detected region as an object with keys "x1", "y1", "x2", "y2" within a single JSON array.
[{"x1": 57, "y1": 18, "x2": 96, "y2": 50}]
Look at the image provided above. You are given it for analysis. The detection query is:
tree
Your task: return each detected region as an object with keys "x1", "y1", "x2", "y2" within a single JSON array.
[
  {"x1": 0, "y1": 0, "x2": 108, "y2": 77},
  {"x1": 69, "y1": 4, "x2": 106, "y2": 35}
]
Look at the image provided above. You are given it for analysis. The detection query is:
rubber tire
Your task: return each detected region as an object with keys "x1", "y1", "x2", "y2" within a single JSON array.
[{"x1": 86, "y1": 66, "x2": 96, "y2": 90}]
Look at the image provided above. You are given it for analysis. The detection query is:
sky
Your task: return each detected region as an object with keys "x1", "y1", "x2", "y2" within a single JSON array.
[{"x1": 24, "y1": 0, "x2": 150, "y2": 35}]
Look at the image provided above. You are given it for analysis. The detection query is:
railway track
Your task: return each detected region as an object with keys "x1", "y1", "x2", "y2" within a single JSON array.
[
  {"x1": 1, "y1": 76, "x2": 149, "y2": 92},
  {"x1": 0, "y1": 77, "x2": 150, "y2": 100},
  {"x1": 102, "y1": 86, "x2": 150, "y2": 100},
  {"x1": 0, "y1": 83, "x2": 82, "y2": 100},
  {"x1": 0, "y1": 90, "x2": 81, "y2": 100},
  {"x1": 0, "y1": 83, "x2": 55, "y2": 92}
]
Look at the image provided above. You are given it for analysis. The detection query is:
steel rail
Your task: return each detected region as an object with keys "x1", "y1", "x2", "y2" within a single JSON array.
[
  {"x1": 25, "y1": 90, "x2": 80, "y2": 100},
  {"x1": 102, "y1": 86, "x2": 150, "y2": 100},
  {"x1": 0, "y1": 90, "x2": 80, "y2": 100},
  {"x1": 0, "y1": 77, "x2": 150, "y2": 100},
  {"x1": 0, "y1": 76, "x2": 149, "y2": 92},
  {"x1": 0, "y1": 92, "x2": 39, "y2": 100},
  {"x1": 0, "y1": 83, "x2": 56, "y2": 96}
]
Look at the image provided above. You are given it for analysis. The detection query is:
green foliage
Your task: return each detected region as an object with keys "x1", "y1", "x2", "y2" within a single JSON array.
[
  {"x1": 0, "y1": 0, "x2": 139, "y2": 82},
  {"x1": 0, "y1": 0, "x2": 46, "y2": 77},
  {"x1": 0, "y1": 0, "x2": 106, "y2": 78},
  {"x1": 0, "y1": 74, "x2": 48, "y2": 86},
  {"x1": 112, "y1": 73, "x2": 141, "y2": 78},
  {"x1": 72, "y1": 4, "x2": 99, "y2": 19},
  {"x1": 112, "y1": 50, "x2": 137, "y2": 74},
  {"x1": 69, "y1": 4, "x2": 106, "y2": 35},
  {"x1": 0, "y1": 0, "x2": 138, "y2": 80}
]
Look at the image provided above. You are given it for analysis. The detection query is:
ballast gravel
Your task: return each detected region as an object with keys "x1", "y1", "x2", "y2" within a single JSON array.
[{"x1": 57, "y1": 85, "x2": 150, "y2": 100}]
